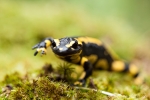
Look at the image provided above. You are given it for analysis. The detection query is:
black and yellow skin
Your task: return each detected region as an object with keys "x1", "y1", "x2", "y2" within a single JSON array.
[{"x1": 32, "y1": 36, "x2": 143, "y2": 86}]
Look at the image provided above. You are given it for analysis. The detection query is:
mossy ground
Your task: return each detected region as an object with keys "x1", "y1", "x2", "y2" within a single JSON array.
[{"x1": 0, "y1": 63, "x2": 150, "y2": 100}]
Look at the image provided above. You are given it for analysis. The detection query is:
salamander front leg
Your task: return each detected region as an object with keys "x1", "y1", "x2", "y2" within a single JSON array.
[
  {"x1": 32, "y1": 37, "x2": 54, "y2": 56},
  {"x1": 74, "y1": 57, "x2": 93, "y2": 86}
]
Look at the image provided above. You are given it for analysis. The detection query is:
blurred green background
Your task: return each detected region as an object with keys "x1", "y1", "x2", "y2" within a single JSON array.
[{"x1": 0, "y1": 0, "x2": 150, "y2": 81}]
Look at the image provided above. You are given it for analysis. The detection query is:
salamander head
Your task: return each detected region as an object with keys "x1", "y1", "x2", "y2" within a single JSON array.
[{"x1": 51, "y1": 37, "x2": 82, "y2": 56}]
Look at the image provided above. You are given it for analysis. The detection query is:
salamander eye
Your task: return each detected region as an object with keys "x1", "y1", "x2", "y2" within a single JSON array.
[
  {"x1": 51, "y1": 41, "x2": 56, "y2": 47},
  {"x1": 72, "y1": 40, "x2": 78, "y2": 49}
]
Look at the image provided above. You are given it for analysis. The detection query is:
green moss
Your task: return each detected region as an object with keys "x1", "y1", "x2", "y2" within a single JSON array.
[
  {"x1": 9, "y1": 77, "x2": 67, "y2": 100},
  {"x1": 76, "y1": 89, "x2": 104, "y2": 100},
  {"x1": 0, "y1": 63, "x2": 150, "y2": 99},
  {"x1": 1, "y1": 72, "x2": 23, "y2": 87},
  {"x1": 8, "y1": 77, "x2": 107, "y2": 100}
]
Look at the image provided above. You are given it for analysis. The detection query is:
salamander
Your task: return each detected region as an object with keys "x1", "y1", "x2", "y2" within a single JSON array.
[{"x1": 32, "y1": 36, "x2": 143, "y2": 86}]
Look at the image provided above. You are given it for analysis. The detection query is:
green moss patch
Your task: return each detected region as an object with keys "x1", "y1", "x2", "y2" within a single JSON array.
[{"x1": 0, "y1": 63, "x2": 150, "y2": 100}]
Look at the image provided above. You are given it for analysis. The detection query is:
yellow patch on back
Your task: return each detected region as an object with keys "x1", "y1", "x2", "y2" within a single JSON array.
[
  {"x1": 134, "y1": 76, "x2": 143, "y2": 85},
  {"x1": 112, "y1": 61, "x2": 125, "y2": 72},
  {"x1": 87, "y1": 54, "x2": 98, "y2": 64},
  {"x1": 75, "y1": 38, "x2": 82, "y2": 45},
  {"x1": 77, "y1": 37, "x2": 102, "y2": 45},
  {"x1": 77, "y1": 37, "x2": 89, "y2": 44},
  {"x1": 129, "y1": 64, "x2": 139, "y2": 75},
  {"x1": 95, "y1": 59, "x2": 108, "y2": 70}
]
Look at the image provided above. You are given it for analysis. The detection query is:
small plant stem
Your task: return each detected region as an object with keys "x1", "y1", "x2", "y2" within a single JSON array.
[{"x1": 74, "y1": 87, "x2": 119, "y2": 97}]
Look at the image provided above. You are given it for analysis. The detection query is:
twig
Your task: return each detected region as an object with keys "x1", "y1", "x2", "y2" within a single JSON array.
[
  {"x1": 74, "y1": 87, "x2": 121, "y2": 97},
  {"x1": 100, "y1": 90, "x2": 116, "y2": 96}
]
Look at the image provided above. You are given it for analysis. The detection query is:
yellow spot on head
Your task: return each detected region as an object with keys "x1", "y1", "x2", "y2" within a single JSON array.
[
  {"x1": 65, "y1": 41, "x2": 75, "y2": 48},
  {"x1": 54, "y1": 39, "x2": 60, "y2": 46},
  {"x1": 81, "y1": 57, "x2": 88, "y2": 66},
  {"x1": 112, "y1": 61, "x2": 125, "y2": 72}
]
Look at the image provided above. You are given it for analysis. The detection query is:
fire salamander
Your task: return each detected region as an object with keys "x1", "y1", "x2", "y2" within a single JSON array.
[{"x1": 32, "y1": 36, "x2": 143, "y2": 86}]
